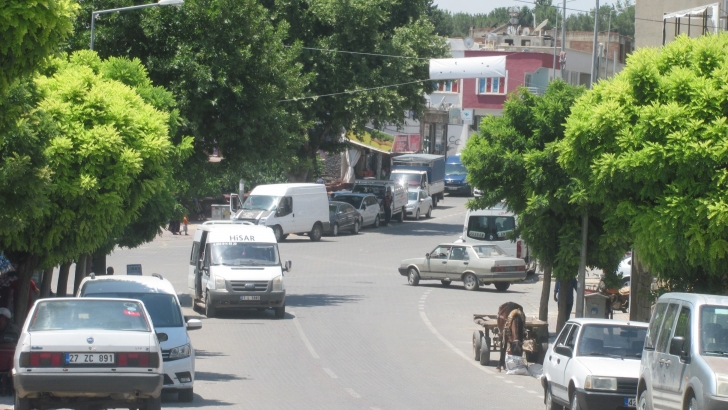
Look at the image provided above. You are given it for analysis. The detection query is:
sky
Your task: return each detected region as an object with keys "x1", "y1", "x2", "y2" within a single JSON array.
[{"x1": 434, "y1": 0, "x2": 622, "y2": 17}]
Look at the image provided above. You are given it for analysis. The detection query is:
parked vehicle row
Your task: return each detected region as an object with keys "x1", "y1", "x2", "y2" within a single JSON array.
[{"x1": 541, "y1": 292, "x2": 728, "y2": 410}]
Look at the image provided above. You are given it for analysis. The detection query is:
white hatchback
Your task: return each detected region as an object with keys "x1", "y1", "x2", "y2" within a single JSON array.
[
  {"x1": 78, "y1": 274, "x2": 201, "y2": 402},
  {"x1": 541, "y1": 319, "x2": 648, "y2": 410},
  {"x1": 13, "y1": 298, "x2": 164, "y2": 410}
]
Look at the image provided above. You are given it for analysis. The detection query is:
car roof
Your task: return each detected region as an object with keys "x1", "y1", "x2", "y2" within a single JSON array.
[
  {"x1": 329, "y1": 201, "x2": 348, "y2": 206},
  {"x1": 657, "y1": 292, "x2": 728, "y2": 306},
  {"x1": 333, "y1": 192, "x2": 371, "y2": 197},
  {"x1": 566, "y1": 318, "x2": 648, "y2": 327},
  {"x1": 79, "y1": 275, "x2": 177, "y2": 296}
]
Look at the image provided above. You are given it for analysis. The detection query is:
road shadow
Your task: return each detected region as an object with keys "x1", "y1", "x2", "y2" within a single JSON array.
[
  {"x1": 375, "y1": 221, "x2": 462, "y2": 237},
  {"x1": 414, "y1": 283, "x2": 526, "y2": 294},
  {"x1": 279, "y1": 235, "x2": 333, "y2": 243},
  {"x1": 195, "y1": 371, "x2": 247, "y2": 382},
  {"x1": 178, "y1": 293, "x2": 193, "y2": 308},
  {"x1": 161, "y1": 391, "x2": 235, "y2": 407},
  {"x1": 285, "y1": 293, "x2": 364, "y2": 307},
  {"x1": 194, "y1": 349, "x2": 228, "y2": 358}
]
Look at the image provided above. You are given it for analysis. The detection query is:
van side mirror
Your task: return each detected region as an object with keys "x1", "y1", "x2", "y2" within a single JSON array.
[
  {"x1": 554, "y1": 345, "x2": 572, "y2": 358},
  {"x1": 283, "y1": 260, "x2": 292, "y2": 272},
  {"x1": 670, "y1": 336, "x2": 689, "y2": 360},
  {"x1": 156, "y1": 333, "x2": 169, "y2": 342},
  {"x1": 186, "y1": 319, "x2": 202, "y2": 330}
]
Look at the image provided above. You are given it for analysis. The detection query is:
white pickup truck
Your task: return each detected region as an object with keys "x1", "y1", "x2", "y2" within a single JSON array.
[
  {"x1": 351, "y1": 180, "x2": 408, "y2": 223},
  {"x1": 390, "y1": 154, "x2": 446, "y2": 207}
]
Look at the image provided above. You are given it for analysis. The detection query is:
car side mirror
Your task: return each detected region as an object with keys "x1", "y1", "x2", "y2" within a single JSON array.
[
  {"x1": 186, "y1": 319, "x2": 202, "y2": 330},
  {"x1": 554, "y1": 345, "x2": 572, "y2": 358},
  {"x1": 283, "y1": 260, "x2": 292, "y2": 272},
  {"x1": 669, "y1": 336, "x2": 688, "y2": 359},
  {"x1": 425, "y1": 253, "x2": 430, "y2": 259},
  {"x1": 156, "y1": 332, "x2": 169, "y2": 342}
]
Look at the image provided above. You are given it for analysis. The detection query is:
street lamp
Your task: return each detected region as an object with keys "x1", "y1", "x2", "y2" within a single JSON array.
[{"x1": 90, "y1": 0, "x2": 184, "y2": 50}]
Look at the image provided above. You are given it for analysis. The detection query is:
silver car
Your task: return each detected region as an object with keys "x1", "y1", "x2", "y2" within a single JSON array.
[
  {"x1": 406, "y1": 189, "x2": 432, "y2": 219},
  {"x1": 638, "y1": 292, "x2": 728, "y2": 410},
  {"x1": 398, "y1": 243, "x2": 526, "y2": 291}
]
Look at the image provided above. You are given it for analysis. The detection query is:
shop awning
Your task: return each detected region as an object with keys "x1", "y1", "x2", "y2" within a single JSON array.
[{"x1": 346, "y1": 138, "x2": 392, "y2": 155}]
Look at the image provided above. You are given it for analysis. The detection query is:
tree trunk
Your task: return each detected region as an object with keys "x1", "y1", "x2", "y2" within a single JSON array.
[
  {"x1": 91, "y1": 250, "x2": 106, "y2": 276},
  {"x1": 629, "y1": 248, "x2": 653, "y2": 323},
  {"x1": 13, "y1": 254, "x2": 39, "y2": 326},
  {"x1": 84, "y1": 254, "x2": 92, "y2": 277},
  {"x1": 40, "y1": 267, "x2": 54, "y2": 298},
  {"x1": 556, "y1": 278, "x2": 570, "y2": 333},
  {"x1": 539, "y1": 265, "x2": 553, "y2": 322},
  {"x1": 56, "y1": 261, "x2": 72, "y2": 297},
  {"x1": 73, "y1": 254, "x2": 88, "y2": 296}
]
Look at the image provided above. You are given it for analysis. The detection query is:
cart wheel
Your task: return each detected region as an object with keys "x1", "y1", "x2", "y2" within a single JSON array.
[
  {"x1": 473, "y1": 331, "x2": 484, "y2": 361},
  {"x1": 479, "y1": 338, "x2": 490, "y2": 366}
]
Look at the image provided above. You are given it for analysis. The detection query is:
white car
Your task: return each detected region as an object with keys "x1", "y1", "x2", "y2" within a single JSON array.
[
  {"x1": 398, "y1": 243, "x2": 526, "y2": 291},
  {"x1": 541, "y1": 318, "x2": 648, "y2": 410},
  {"x1": 78, "y1": 274, "x2": 201, "y2": 402},
  {"x1": 13, "y1": 298, "x2": 164, "y2": 410},
  {"x1": 406, "y1": 188, "x2": 432, "y2": 219}
]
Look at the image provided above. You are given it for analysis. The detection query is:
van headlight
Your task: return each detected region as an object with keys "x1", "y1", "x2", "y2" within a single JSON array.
[
  {"x1": 717, "y1": 374, "x2": 728, "y2": 397},
  {"x1": 584, "y1": 376, "x2": 617, "y2": 391},
  {"x1": 272, "y1": 275, "x2": 283, "y2": 291},
  {"x1": 214, "y1": 276, "x2": 227, "y2": 291},
  {"x1": 168, "y1": 344, "x2": 191, "y2": 360}
]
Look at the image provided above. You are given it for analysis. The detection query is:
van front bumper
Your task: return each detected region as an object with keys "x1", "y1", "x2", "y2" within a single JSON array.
[
  {"x1": 573, "y1": 388, "x2": 636, "y2": 410},
  {"x1": 208, "y1": 290, "x2": 286, "y2": 308},
  {"x1": 704, "y1": 394, "x2": 728, "y2": 410}
]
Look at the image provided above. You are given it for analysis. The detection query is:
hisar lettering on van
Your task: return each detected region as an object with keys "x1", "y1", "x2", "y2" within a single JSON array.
[{"x1": 230, "y1": 235, "x2": 255, "y2": 241}]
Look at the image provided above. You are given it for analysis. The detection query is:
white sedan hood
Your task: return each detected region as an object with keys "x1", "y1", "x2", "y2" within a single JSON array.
[
  {"x1": 576, "y1": 357, "x2": 641, "y2": 378},
  {"x1": 212, "y1": 266, "x2": 282, "y2": 281}
]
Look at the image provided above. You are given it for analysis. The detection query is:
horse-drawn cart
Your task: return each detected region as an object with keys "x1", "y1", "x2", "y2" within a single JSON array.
[{"x1": 472, "y1": 314, "x2": 549, "y2": 366}]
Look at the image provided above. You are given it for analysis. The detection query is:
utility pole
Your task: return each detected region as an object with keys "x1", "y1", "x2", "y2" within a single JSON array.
[
  {"x1": 561, "y1": 0, "x2": 567, "y2": 80},
  {"x1": 575, "y1": 210, "x2": 588, "y2": 318},
  {"x1": 589, "y1": 0, "x2": 600, "y2": 88},
  {"x1": 604, "y1": 8, "x2": 612, "y2": 79},
  {"x1": 552, "y1": 10, "x2": 559, "y2": 80}
]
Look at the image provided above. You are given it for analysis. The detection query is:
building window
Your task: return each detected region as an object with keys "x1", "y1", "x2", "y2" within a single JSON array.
[
  {"x1": 476, "y1": 74, "x2": 507, "y2": 95},
  {"x1": 433, "y1": 80, "x2": 459, "y2": 93}
]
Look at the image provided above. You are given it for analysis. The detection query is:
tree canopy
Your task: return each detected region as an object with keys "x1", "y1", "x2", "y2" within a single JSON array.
[
  {"x1": 560, "y1": 33, "x2": 728, "y2": 294},
  {"x1": 0, "y1": 0, "x2": 78, "y2": 95}
]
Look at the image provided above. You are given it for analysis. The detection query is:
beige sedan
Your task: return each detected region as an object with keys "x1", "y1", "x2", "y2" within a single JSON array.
[{"x1": 398, "y1": 243, "x2": 526, "y2": 291}]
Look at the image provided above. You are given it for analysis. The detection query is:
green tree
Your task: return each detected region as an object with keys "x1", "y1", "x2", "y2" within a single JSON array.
[
  {"x1": 264, "y1": 0, "x2": 447, "y2": 181},
  {"x1": 462, "y1": 82, "x2": 627, "y2": 330},
  {"x1": 0, "y1": 0, "x2": 78, "y2": 95},
  {"x1": 564, "y1": 0, "x2": 634, "y2": 37},
  {"x1": 560, "y1": 33, "x2": 728, "y2": 295},
  {"x1": 0, "y1": 51, "x2": 186, "y2": 323},
  {"x1": 426, "y1": 2, "x2": 454, "y2": 37}
]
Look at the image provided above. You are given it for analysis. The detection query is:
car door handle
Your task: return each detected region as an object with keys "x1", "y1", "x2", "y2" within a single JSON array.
[
  {"x1": 464, "y1": 262, "x2": 469, "y2": 265},
  {"x1": 441, "y1": 261, "x2": 447, "y2": 264}
]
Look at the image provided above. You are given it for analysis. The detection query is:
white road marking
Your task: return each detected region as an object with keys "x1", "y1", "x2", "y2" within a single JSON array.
[
  {"x1": 323, "y1": 368, "x2": 338, "y2": 379},
  {"x1": 503, "y1": 380, "x2": 514, "y2": 384},
  {"x1": 290, "y1": 312, "x2": 320, "y2": 359},
  {"x1": 528, "y1": 390, "x2": 539, "y2": 394},
  {"x1": 345, "y1": 388, "x2": 361, "y2": 398},
  {"x1": 417, "y1": 291, "x2": 494, "y2": 374},
  {"x1": 514, "y1": 385, "x2": 524, "y2": 388}
]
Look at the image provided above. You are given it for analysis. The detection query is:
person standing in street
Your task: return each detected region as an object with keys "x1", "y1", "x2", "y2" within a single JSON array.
[
  {"x1": 554, "y1": 278, "x2": 578, "y2": 320},
  {"x1": 382, "y1": 189, "x2": 392, "y2": 226},
  {"x1": 183, "y1": 216, "x2": 189, "y2": 235}
]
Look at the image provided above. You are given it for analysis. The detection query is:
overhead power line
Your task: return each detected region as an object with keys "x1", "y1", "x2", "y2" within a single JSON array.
[
  {"x1": 280, "y1": 79, "x2": 431, "y2": 102},
  {"x1": 284, "y1": 45, "x2": 430, "y2": 61}
]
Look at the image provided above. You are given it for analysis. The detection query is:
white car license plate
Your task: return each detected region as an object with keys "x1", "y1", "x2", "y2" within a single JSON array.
[
  {"x1": 240, "y1": 296, "x2": 260, "y2": 300},
  {"x1": 624, "y1": 398, "x2": 636, "y2": 407},
  {"x1": 65, "y1": 353, "x2": 115, "y2": 364},
  {"x1": 447, "y1": 187, "x2": 457, "y2": 190}
]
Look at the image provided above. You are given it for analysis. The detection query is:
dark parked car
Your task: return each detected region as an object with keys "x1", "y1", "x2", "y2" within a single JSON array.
[{"x1": 328, "y1": 201, "x2": 360, "y2": 236}]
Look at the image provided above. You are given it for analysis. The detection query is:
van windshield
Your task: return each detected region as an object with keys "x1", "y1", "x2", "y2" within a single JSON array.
[
  {"x1": 209, "y1": 242, "x2": 280, "y2": 266},
  {"x1": 82, "y1": 293, "x2": 183, "y2": 328},
  {"x1": 466, "y1": 215, "x2": 515, "y2": 241},
  {"x1": 700, "y1": 305, "x2": 728, "y2": 356},
  {"x1": 445, "y1": 163, "x2": 467, "y2": 176},
  {"x1": 242, "y1": 195, "x2": 280, "y2": 211}
]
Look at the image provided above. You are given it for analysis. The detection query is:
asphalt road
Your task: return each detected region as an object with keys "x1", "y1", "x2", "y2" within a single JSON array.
[{"x1": 97, "y1": 196, "x2": 559, "y2": 410}]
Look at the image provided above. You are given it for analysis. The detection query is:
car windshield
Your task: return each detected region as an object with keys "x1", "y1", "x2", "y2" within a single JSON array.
[
  {"x1": 472, "y1": 245, "x2": 507, "y2": 258},
  {"x1": 408, "y1": 192, "x2": 418, "y2": 201},
  {"x1": 446, "y1": 163, "x2": 467, "y2": 176},
  {"x1": 82, "y1": 293, "x2": 183, "y2": 328},
  {"x1": 29, "y1": 300, "x2": 150, "y2": 332},
  {"x1": 335, "y1": 195, "x2": 363, "y2": 208},
  {"x1": 209, "y1": 242, "x2": 280, "y2": 266},
  {"x1": 700, "y1": 305, "x2": 728, "y2": 355},
  {"x1": 242, "y1": 195, "x2": 280, "y2": 211},
  {"x1": 577, "y1": 324, "x2": 647, "y2": 359},
  {"x1": 352, "y1": 185, "x2": 385, "y2": 199}
]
